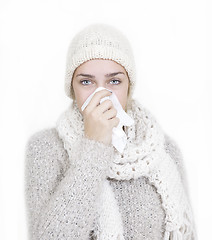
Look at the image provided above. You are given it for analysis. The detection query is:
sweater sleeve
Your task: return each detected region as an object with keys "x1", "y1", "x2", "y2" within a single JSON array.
[
  {"x1": 164, "y1": 134, "x2": 198, "y2": 239},
  {"x1": 24, "y1": 128, "x2": 115, "y2": 240},
  {"x1": 164, "y1": 134, "x2": 190, "y2": 196}
]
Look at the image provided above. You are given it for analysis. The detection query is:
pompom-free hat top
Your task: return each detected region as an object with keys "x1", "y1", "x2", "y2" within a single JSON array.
[{"x1": 64, "y1": 23, "x2": 137, "y2": 100}]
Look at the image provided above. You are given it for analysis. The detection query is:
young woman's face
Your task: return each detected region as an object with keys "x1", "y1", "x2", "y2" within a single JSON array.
[{"x1": 72, "y1": 59, "x2": 130, "y2": 114}]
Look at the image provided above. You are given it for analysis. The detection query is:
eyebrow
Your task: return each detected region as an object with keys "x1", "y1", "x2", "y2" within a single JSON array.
[{"x1": 76, "y1": 72, "x2": 125, "y2": 78}]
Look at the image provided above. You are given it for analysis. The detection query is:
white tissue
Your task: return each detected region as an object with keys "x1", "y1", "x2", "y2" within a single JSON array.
[{"x1": 81, "y1": 87, "x2": 134, "y2": 153}]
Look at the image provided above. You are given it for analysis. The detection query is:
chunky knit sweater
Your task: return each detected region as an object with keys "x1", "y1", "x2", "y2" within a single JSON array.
[{"x1": 24, "y1": 126, "x2": 192, "y2": 240}]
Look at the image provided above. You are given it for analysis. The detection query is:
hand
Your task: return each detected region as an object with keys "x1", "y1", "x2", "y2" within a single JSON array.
[{"x1": 82, "y1": 89, "x2": 120, "y2": 146}]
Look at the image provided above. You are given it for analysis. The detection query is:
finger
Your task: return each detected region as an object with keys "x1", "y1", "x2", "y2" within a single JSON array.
[
  {"x1": 96, "y1": 99, "x2": 114, "y2": 114},
  {"x1": 109, "y1": 116, "x2": 120, "y2": 128},
  {"x1": 102, "y1": 107, "x2": 117, "y2": 120},
  {"x1": 86, "y1": 89, "x2": 112, "y2": 112}
]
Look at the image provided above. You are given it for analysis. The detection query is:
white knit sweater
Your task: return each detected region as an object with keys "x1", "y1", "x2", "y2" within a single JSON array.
[{"x1": 24, "y1": 125, "x2": 196, "y2": 239}]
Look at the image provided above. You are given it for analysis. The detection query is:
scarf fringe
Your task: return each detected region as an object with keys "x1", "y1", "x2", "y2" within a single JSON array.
[
  {"x1": 164, "y1": 210, "x2": 197, "y2": 240},
  {"x1": 164, "y1": 228, "x2": 195, "y2": 240},
  {"x1": 55, "y1": 99, "x2": 197, "y2": 240}
]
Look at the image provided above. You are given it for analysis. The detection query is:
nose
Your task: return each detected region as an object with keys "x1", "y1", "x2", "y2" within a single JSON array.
[
  {"x1": 96, "y1": 83, "x2": 106, "y2": 88},
  {"x1": 96, "y1": 84, "x2": 112, "y2": 92}
]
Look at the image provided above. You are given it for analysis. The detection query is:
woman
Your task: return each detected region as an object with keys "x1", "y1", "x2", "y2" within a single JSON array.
[{"x1": 24, "y1": 23, "x2": 197, "y2": 240}]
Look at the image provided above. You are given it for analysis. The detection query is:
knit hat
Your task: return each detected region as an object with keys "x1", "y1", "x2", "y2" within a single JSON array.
[{"x1": 64, "y1": 23, "x2": 136, "y2": 101}]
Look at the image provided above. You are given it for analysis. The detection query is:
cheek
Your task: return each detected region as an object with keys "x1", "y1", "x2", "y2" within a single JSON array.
[
  {"x1": 113, "y1": 86, "x2": 128, "y2": 99},
  {"x1": 113, "y1": 91, "x2": 127, "y2": 107},
  {"x1": 75, "y1": 89, "x2": 94, "y2": 109}
]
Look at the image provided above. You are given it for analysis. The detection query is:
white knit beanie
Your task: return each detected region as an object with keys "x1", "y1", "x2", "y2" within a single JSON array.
[{"x1": 64, "y1": 23, "x2": 136, "y2": 100}]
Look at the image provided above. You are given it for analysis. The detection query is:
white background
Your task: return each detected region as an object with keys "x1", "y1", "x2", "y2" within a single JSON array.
[{"x1": 0, "y1": 0, "x2": 211, "y2": 239}]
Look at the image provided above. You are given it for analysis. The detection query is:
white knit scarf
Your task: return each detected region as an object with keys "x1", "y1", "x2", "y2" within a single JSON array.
[{"x1": 55, "y1": 98, "x2": 197, "y2": 240}]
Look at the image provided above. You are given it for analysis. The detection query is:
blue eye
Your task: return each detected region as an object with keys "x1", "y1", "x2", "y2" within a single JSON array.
[
  {"x1": 80, "y1": 79, "x2": 121, "y2": 85},
  {"x1": 80, "y1": 80, "x2": 91, "y2": 85},
  {"x1": 110, "y1": 79, "x2": 121, "y2": 85}
]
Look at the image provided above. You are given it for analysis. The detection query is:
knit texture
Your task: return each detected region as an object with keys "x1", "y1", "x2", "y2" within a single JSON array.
[
  {"x1": 24, "y1": 128, "x2": 195, "y2": 240},
  {"x1": 24, "y1": 102, "x2": 197, "y2": 240},
  {"x1": 55, "y1": 98, "x2": 197, "y2": 240},
  {"x1": 64, "y1": 23, "x2": 136, "y2": 100},
  {"x1": 24, "y1": 128, "x2": 168, "y2": 239}
]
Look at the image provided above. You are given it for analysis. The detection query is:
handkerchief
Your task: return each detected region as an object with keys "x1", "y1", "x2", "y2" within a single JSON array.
[{"x1": 81, "y1": 87, "x2": 134, "y2": 153}]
